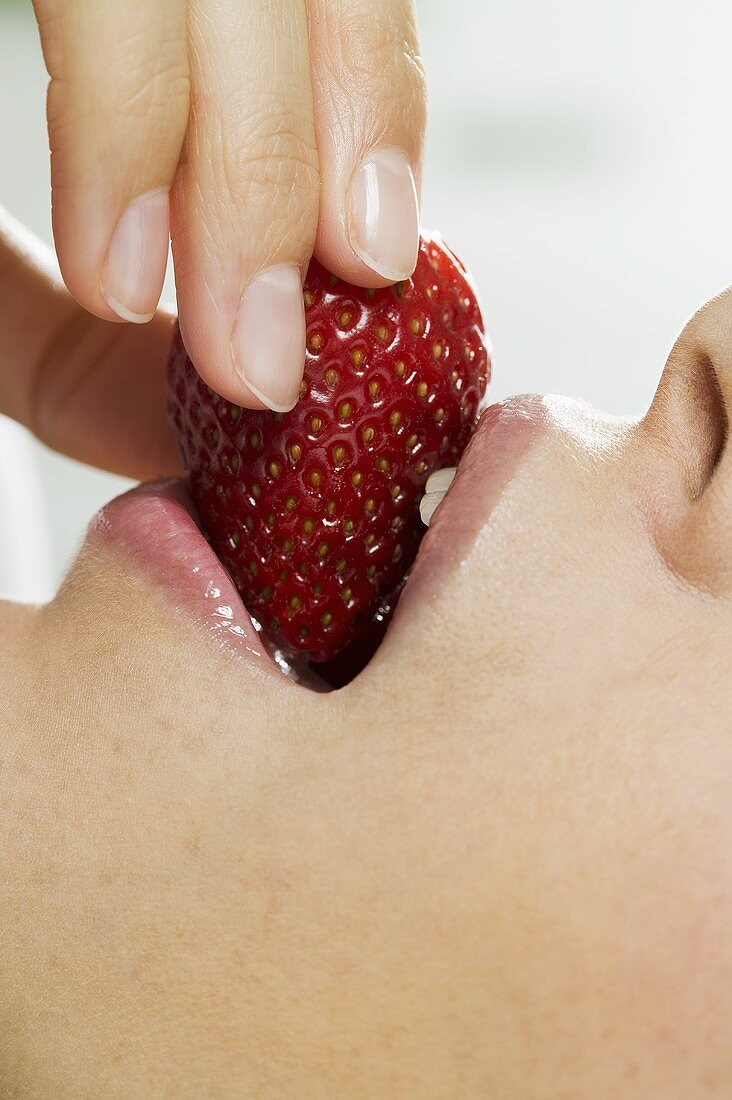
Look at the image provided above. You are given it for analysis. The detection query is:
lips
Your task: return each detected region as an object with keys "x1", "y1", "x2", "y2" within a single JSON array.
[
  {"x1": 86, "y1": 396, "x2": 544, "y2": 689},
  {"x1": 385, "y1": 395, "x2": 545, "y2": 642},
  {"x1": 88, "y1": 479, "x2": 277, "y2": 677}
]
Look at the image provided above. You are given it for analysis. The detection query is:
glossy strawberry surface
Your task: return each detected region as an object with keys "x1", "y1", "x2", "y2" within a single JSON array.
[{"x1": 168, "y1": 232, "x2": 490, "y2": 663}]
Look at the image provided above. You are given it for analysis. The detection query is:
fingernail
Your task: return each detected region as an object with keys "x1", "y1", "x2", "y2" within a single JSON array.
[
  {"x1": 348, "y1": 148, "x2": 419, "y2": 282},
  {"x1": 101, "y1": 189, "x2": 169, "y2": 323},
  {"x1": 231, "y1": 264, "x2": 305, "y2": 413}
]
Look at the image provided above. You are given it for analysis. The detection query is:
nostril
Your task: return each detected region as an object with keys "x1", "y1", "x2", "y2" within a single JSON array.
[
  {"x1": 647, "y1": 349, "x2": 730, "y2": 504},
  {"x1": 690, "y1": 356, "x2": 728, "y2": 500},
  {"x1": 645, "y1": 292, "x2": 732, "y2": 596}
]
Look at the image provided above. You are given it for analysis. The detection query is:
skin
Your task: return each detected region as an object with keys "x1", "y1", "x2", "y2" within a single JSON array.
[
  {"x1": 1, "y1": 7, "x2": 731, "y2": 1087},
  {"x1": 30, "y1": 0, "x2": 427, "y2": 411},
  {"x1": 5, "y1": 0, "x2": 426, "y2": 471},
  {"x1": 1, "y1": 209, "x2": 732, "y2": 1093}
]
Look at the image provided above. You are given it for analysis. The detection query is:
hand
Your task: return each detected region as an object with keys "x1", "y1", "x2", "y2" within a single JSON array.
[
  {"x1": 31, "y1": 0, "x2": 427, "y2": 415},
  {"x1": 0, "y1": 209, "x2": 179, "y2": 479}
]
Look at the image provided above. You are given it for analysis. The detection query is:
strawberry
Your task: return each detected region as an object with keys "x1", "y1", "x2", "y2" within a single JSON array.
[{"x1": 167, "y1": 232, "x2": 490, "y2": 665}]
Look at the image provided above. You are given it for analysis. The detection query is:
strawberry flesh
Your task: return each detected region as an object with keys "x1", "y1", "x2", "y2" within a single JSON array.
[{"x1": 168, "y1": 232, "x2": 491, "y2": 664}]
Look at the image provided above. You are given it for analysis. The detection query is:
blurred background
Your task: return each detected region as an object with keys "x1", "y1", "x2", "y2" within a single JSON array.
[{"x1": 3, "y1": 0, "x2": 732, "y2": 597}]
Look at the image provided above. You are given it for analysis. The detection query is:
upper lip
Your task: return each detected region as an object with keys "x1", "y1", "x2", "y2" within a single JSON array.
[{"x1": 384, "y1": 395, "x2": 545, "y2": 644}]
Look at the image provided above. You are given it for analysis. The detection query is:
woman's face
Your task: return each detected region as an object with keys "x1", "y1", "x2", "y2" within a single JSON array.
[{"x1": 2, "y1": 294, "x2": 731, "y2": 1095}]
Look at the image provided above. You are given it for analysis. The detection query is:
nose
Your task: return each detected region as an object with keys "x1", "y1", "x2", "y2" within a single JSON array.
[
  {"x1": 539, "y1": 393, "x2": 636, "y2": 452},
  {"x1": 644, "y1": 291, "x2": 730, "y2": 497},
  {"x1": 643, "y1": 289, "x2": 732, "y2": 594}
]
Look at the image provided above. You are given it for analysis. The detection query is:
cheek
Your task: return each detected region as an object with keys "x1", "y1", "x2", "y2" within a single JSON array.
[
  {"x1": 651, "y1": 477, "x2": 732, "y2": 595},
  {"x1": 380, "y1": 446, "x2": 676, "y2": 716}
]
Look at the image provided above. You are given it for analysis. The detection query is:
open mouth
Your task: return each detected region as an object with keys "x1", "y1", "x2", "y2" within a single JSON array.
[{"x1": 90, "y1": 398, "x2": 543, "y2": 691}]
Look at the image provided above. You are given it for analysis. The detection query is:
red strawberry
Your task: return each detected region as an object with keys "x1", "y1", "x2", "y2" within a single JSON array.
[{"x1": 168, "y1": 232, "x2": 490, "y2": 664}]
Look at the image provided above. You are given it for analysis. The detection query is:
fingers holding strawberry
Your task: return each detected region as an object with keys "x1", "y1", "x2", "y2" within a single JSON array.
[
  {"x1": 308, "y1": 0, "x2": 426, "y2": 287},
  {"x1": 172, "y1": 0, "x2": 319, "y2": 415},
  {"x1": 32, "y1": 0, "x2": 188, "y2": 324},
  {"x1": 32, "y1": 0, "x2": 427, "y2": 420}
]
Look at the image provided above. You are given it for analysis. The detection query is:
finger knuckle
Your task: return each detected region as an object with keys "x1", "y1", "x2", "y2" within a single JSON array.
[
  {"x1": 339, "y1": 2, "x2": 426, "y2": 92},
  {"x1": 38, "y1": 13, "x2": 189, "y2": 191},
  {"x1": 46, "y1": 65, "x2": 189, "y2": 184},
  {"x1": 34, "y1": 5, "x2": 64, "y2": 79},
  {"x1": 222, "y1": 111, "x2": 320, "y2": 214},
  {"x1": 110, "y1": 41, "x2": 190, "y2": 129}
]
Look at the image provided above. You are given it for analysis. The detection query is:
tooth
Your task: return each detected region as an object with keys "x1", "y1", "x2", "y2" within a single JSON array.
[
  {"x1": 419, "y1": 491, "x2": 446, "y2": 527},
  {"x1": 425, "y1": 467, "x2": 457, "y2": 495}
]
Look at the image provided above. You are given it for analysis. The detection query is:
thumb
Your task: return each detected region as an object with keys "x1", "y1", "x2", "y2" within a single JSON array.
[{"x1": 0, "y1": 208, "x2": 181, "y2": 480}]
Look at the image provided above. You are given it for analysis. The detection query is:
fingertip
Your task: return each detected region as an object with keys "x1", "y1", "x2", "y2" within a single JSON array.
[
  {"x1": 346, "y1": 148, "x2": 420, "y2": 283},
  {"x1": 230, "y1": 265, "x2": 306, "y2": 413},
  {"x1": 100, "y1": 190, "x2": 170, "y2": 324},
  {"x1": 53, "y1": 189, "x2": 171, "y2": 327},
  {"x1": 175, "y1": 307, "x2": 290, "y2": 415},
  {"x1": 312, "y1": 142, "x2": 421, "y2": 291},
  {"x1": 308, "y1": 0, "x2": 426, "y2": 289}
]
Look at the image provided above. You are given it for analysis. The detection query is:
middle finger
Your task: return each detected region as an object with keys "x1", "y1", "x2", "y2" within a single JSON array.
[{"x1": 174, "y1": 0, "x2": 320, "y2": 412}]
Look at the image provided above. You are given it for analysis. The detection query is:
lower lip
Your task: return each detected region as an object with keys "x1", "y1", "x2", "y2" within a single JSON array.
[
  {"x1": 88, "y1": 479, "x2": 277, "y2": 675},
  {"x1": 392, "y1": 394, "x2": 545, "y2": 619}
]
